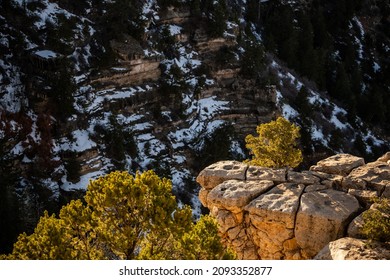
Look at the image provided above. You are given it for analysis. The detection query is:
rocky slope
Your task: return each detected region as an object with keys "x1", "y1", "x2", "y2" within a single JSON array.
[
  {"x1": 196, "y1": 153, "x2": 390, "y2": 259},
  {"x1": 0, "y1": 0, "x2": 389, "y2": 253}
]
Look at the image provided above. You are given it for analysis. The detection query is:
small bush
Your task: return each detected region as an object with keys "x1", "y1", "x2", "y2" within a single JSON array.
[
  {"x1": 245, "y1": 117, "x2": 303, "y2": 168},
  {"x1": 362, "y1": 198, "x2": 390, "y2": 243}
]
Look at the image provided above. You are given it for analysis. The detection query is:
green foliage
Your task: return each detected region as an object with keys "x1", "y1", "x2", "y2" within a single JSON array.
[
  {"x1": 195, "y1": 124, "x2": 239, "y2": 170},
  {"x1": 178, "y1": 215, "x2": 236, "y2": 260},
  {"x1": 328, "y1": 128, "x2": 345, "y2": 152},
  {"x1": 7, "y1": 171, "x2": 234, "y2": 260},
  {"x1": 10, "y1": 211, "x2": 73, "y2": 260},
  {"x1": 215, "y1": 46, "x2": 236, "y2": 69},
  {"x1": 86, "y1": 170, "x2": 187, "y2": 259},
  {"x1": 100, "y1": 0, "x2": 144, "y2": 41},
  {"x1": 263, "y1": 4, "x2": 298, "y2": 67},
  {"x1": 295, "y1": 86, "x2": 312, "y2": 119},
  {"x1": 157, "y1": 25, "x2": 178, "y2": 59},
  {"x1": 362, "y1": 198, "x2": 390, "y2": 243},
  {"x1": 105, "y1": 115, "x2": 127, "y2": 170},
  {"x1": 199, "y1": 0, "x2": 227, "y2": 38},
  {"x1": 93, "y1": 116, "x2": 137, "y2": 170},
  {"x1": 296, "y1": 12, "x2": 318, "y2": 80},
  {"x1": 46, "y1": 59, "x2": 76, "y2": 120},
  {"x1": 240, "y1": 41, "x2": 266, "y2": 79},
  {"x1": 63, "y1": 152, "x2": 81, "y2": 183},
  {"x1": 245, "y1": 117, "x2": 303, "y2": 168},
  {"x1": 261, "y1": 0, "x2": 389, "y2": 132}
]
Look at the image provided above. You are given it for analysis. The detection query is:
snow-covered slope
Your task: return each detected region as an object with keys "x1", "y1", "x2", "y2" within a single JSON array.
[{"x1": 0, "y1": 1, "x2": 389, "y2": 246}]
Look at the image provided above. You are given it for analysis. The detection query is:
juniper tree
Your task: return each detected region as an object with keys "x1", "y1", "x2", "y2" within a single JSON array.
[
  {"x1": 6, "y1": 171, "x2": 235, "y2": 260},
  {"x1": 245, "y1": 117, "x2": 303, "y2": 168}
]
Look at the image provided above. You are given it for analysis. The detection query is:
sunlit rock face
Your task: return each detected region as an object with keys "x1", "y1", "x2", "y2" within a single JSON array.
[{"x1": 197, "y1": 153, "x2": 390, "y2": 259}]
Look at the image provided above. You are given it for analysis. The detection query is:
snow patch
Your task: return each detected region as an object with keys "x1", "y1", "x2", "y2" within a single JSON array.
[
  {"x1": 281, "y1": 103, "x2": 299, "y2": 119},
  {"x1": 61, "y1": 170, "x2": 105, "y2": 191},
  {"x1": 169, "y1": 25, "x2": 182, "y2": 36},
  {"x1": 57, "y1": 129, "x2": 97, "y2": 152},
  {"x1": 311, "y1": 126, "x2": 328, "y2": 146},
  {"x1": 34, "y1": 50, "x2": 58, "y2": 59}
]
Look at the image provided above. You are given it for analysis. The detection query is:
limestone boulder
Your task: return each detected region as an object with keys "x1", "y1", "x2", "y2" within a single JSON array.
[
  {"x1": 245, "y1": 183, "x2": 305, "y2": 259},
  {"x1": 207, "y1": 180, "x2": 274, "y2": 213},
  {"x1": 377, "y1": 152, "x2": 390, "y2": 163},
  {"x1": 212, "y1": 208, "x2": 241, "y2": 234},
  {"x1": 246, "y1": 165, "x2": 286, "y2": 183},
  {"x1": 347, "y1": 189, "x2": 378, "y2": 207},
  {"x1": 305, "y1": 171, "x2": 344, "y2": 189},
  {"x1": 226, "y1": 226, "x2": 259, "y2": 260},
  {"x1": 347, "y1": 213, "x2": 366, "y2": 239},
  {"x1": 198, "y1": 187, "x2": 210, "y2": 208},
  {"x1": 245, "y1": 183, "x2": 305, "y2": 229},
  {"x1": 196, "y1": 161, "x2": 248, "y2": 190},
  {"x1": 314, "y1": 237, "x2": 390, "y2": 260},
  {"x1": 197, "y1": 153, "x2": 390, "y2": 260},
  {"x1": 304, "y1": 184, "x2": 329, "y2": 192},
  {"x1": 309, "y1": 154, "x2": 365, "y2": 176},
  {"x1": 295, "y1": 189, "x2": 360, "y2": 259},
  {"x1": 347, "y1": 161, "x2": 390, "y2": 194},
  {"x1": 287, "y1": 171, "x2": 321, "y2": 185},
  {"x1": 341, "y1": 176, "x2": 367, "y2": 192}
]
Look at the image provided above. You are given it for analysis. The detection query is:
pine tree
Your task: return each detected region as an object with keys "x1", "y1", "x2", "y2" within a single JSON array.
[
  {"x1": 333, "y1": 63, "x2": 352, "y2": 102},
  {"x1": 207, "y1": 0, "x2": 227, "y2": 38},
  {"x1": 190, "y1": 0, "x2": 201, "y2": 17},
  {"x1": 245, "y1": 117, "x2": 303, "y2": 168},
  {"x1": 329, "y1": 128, "x2": 345, "y2": 151},
  {"x1": 295, "y1": 86, "x2": 312, "y2": 119},
  {"x1": 176, "y1": 215, "x2": 236, "y2": 260},
  {"x1": 240, "y1": 41, "x2": 265, "y2": 79},
  {"x1": 106, "y1": 115, "x2": 126, "y2": 170},
  {"x1": 296, "y1": 12, "x2": 317, "y2": 80},
  {"x1": 264, "y1": 4, "x2": 298, "y2": 68},
  {"x1": 47, "y1": 59, "x2": 76, "y2": 121},
  {"x1": 6, "y1": 171, "x2": 234, "y2": 260}
]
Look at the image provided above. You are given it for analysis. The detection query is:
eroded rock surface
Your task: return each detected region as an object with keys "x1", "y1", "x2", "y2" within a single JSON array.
[
  {"x1": 295, "y1": 189, "x2": 360, "y2": 259},
  {"x1": 197, "y1": 153, "x2": 390, "y2": 259},
  {"x1": 309, "y1": 154, "x2": 365, "y2": 176},
  {"x1": 245, "y1": 183, "x2": 305, "y2": 259},
  {"x1": 196, "y1": 161, "x2": 247, "y2": 190},
  {"x1": 314, "y1": 237, "x2": 390, "y2": 260}
]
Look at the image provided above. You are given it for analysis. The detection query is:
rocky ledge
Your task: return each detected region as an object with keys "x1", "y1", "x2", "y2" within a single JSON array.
[{"x1": 196, "y1": 153, "x2": 390, "y2": 259}]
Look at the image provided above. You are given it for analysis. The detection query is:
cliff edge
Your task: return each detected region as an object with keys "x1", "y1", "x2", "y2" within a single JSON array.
[{"x1": 196, "y1": 153, "x2": 390, "y2": 259}]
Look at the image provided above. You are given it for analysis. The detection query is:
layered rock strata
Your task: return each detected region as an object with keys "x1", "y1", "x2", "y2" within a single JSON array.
[{"x1": 196, "y1": 153, "x2": 390, "y2": 259}]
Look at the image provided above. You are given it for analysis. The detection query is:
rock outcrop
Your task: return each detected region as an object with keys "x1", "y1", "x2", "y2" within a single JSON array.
[
  {"x1": 196, "y1": 153, "x2": 390, "y2": 259},
  {"x1": 314, "y1": 237, "x2": 390, "y2": 260}
]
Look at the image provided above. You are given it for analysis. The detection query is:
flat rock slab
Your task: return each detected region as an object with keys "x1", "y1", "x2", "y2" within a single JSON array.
[
  {"x1": 295, "y1": 189, "x2": 360, "y2": 258},
  {"x1": 246, "y1": 166, "x2": 286, "y2": 182},
  {"x1": 310, "y1": 154, "x2": 365, "y2": 176},
  {"x1": 287, "y1": 171, "x2": 321, "y2": 185},
  {"x1": 207, "y1": 180, "x2": 274, "y2": 213},
  {"x1": 196, "y1": 161, "x2": 248, "y2": 190},
  {"x1": 314, "y1": 237, "x2": 390, "y2": 260},
  {"x1": 245, "y1": 183, "x2": 305, "y2": 229},
  {"x1": 347, "y1": 161, "x2": 390, "y2": 193},
  {"x1": 196, "y1": 154, "x2": 390, "y2": 260},
  {"x1": 245, "y1": 183, "x2": 305, "y2": 259}
]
